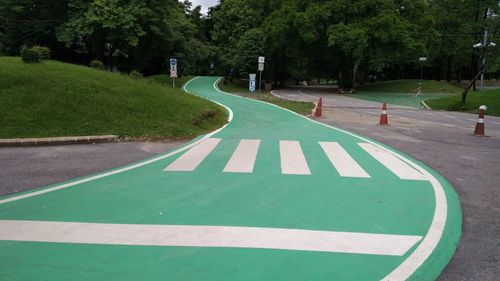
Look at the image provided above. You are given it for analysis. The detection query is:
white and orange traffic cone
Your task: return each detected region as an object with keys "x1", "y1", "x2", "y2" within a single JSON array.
[
  {"x1": 473, "y1": 105, "x2": 487, "y2": 136},
  {"x1": 313, "y1": 97, "x2": 323, "y2": 117},
  {"x1": 379, "y1": 102, "x2": 388, "y2": 125}
]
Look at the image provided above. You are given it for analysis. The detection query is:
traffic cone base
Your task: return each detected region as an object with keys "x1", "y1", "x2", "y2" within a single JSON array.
[
  {"x1": 379, "y1": 102, "x2": 388, "y2": 125},
  {"x1": 473, "y1": 106, "x2": 486, "y2": 136},
  {"x1": 313, "y1": 97, "x2": 322, "y2": 118}
]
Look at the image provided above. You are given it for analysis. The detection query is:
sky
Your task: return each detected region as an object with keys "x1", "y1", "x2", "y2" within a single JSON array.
[{"x1": 190, "y1": 0, "x2": 219, "y2": 14}]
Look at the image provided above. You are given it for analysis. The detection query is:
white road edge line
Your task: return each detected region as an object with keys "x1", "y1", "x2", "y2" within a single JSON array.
[
  {"x1": 0, "y1": 77, "x2": 450, "y2": 281},
  {"x1": 0, "y1": 220, "x2": 422, "y2": 256}
]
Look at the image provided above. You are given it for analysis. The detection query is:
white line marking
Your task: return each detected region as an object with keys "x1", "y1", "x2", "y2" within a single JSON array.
[
  {"x1": 223, "y1": 139, "x2": 260, "y2": 173},
  {"x1": 444, "y1": 115, "x2": 455, "y2": 119},
  {"x1": 492, "y1": 121, "x2": 500, "y2": 125},
  {"x1": 425, "y1": 113, "x2": 434, "y2": 116},
  {"x1": 0, "y1": 220, "x2": 422, "y2": 256},
  {"x1": 280, "y1": 141, "x2": 311, "y2": 175},
  {"x1": 443, "y1": 124, "x2": 456, "y2": 128},
  {"x1": 467, "y1": 118, "x2": 477, "y2": 122},
  {"x1": 359, "y1": 143, "x2": 426, "y2": 181},
  {"x1": 165, "y1": 138, "x2": 221, "y2": 172},
  {"x1": 319, "y1": 142, "x2": 370, "y2": 178}
]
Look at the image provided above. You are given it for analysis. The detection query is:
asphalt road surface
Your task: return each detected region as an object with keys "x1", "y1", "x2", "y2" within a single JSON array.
[{"x1": 274, "y1": 88, "x2": 500, "y2": 281}]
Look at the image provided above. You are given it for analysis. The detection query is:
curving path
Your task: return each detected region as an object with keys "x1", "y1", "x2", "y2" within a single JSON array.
[{"x1": 0, "y1": 77, "x2": 461, "y2": 280}]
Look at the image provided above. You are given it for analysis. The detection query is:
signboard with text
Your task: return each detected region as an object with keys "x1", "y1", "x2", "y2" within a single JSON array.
[
  {"x1": 249, "y1": 74, "x2": 256, "y2": 93},
  {"x1": 170, "y1": 58, "x2": 177, "y2": 78}
]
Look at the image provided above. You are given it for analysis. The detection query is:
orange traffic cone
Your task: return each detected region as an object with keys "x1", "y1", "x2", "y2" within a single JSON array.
[
  {"x1": 473, "y1": 105, "x2": 487, "y2": 136},
  {"x1": 313, "y1": 97, "x2": 323, "y2": 117},
  {"x1": 379, "y1": 102, "x2": 388, "y2": 125}
]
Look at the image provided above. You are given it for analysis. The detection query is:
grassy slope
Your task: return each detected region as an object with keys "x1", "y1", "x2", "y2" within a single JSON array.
[
  {"x1": 359, "y1": 79, "x2": 463, "y2": 94},
  {"x1": 0, "y1": 57, "x2": 226, "y2": 139},
  {"x1": 426, "y1": 88, "x2": 500, "y2": 116},
  {"x1": 219, "y1": 79, "x2": 315, "y2": 115},
  {"x1": 147, "y1": 74, "x2": 194, "y2": 89}
]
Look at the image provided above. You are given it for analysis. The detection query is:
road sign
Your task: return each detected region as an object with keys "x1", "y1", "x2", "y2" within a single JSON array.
[
  {"x1": 258, "y1": 63, "x2": 264, "y2": 71},
  {"x1": 419, "y1": 57, "x2": 427, "y2": 62},
  {"x1": 249, "y1": 74, "x2": 256, "y2": 93},
  {"x1": 258, "y1": 56, "x2": 265, "y2": 64},
  {"x1": 170, "y1": 58, "x2": 177, "y2": 78}
]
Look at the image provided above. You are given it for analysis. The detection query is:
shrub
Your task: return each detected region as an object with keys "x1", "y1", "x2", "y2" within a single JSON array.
[
  {"x1": 31, "y1": 46, "x2": 50, "y2": 59},
  {"x1": 20, "y1": 46, "x2": 40, "y2": 63},
  {"x1": 129, "y1": 70, "x2": 143, "y2": 80},
  {"x1": 90, "y1": 60, "x2": 105, "y2": 70}
]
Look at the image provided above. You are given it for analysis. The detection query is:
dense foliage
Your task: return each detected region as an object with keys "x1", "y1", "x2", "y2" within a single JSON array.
[{"x1": 1, "y1": 0, "x2": 499, "y2": 85}]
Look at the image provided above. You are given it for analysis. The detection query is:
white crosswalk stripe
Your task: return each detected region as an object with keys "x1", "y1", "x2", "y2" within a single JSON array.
[
  {"x1": 164, "y1": 138, "x2": 221, "y2": 172},
  {"x1": 280, "y1": 141, "x2": 311, "y2": 175},
  {"x1": 223, "y1": 139, "x2": 260, "y2": 173},
  {"x1": 319, "y1": 142, "x2": 370, "y2": 178},
  {"x1": 359, "y1": 143, "x2": 426, "y2": 180},
  {"x1": 163, "y1": 139, "x2": 429, "y2": 181}
]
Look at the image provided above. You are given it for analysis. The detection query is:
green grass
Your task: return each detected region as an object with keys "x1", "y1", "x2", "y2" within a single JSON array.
[
  {"x1": 359, "y1": 79, "x2": 463, "y2": 94},
  {"x1": 351, "y1": 79, "x2": 463, "y2": 108},
  {"x1": 0, "y1": 57, "x2": 227, "y2": 139},
  {"x1": 426, "y1": 88, "x2": 500, "y2": 116},
  {"x1": 147, "y1": 74, "x2": 194, "y2": 89},
  {"x1": 219, "y1": 79, "x2": 315, "y2": 115}
]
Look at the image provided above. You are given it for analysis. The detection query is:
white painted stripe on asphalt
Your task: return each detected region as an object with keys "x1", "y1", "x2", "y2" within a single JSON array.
[
  {"x1": 223, "y1": 139, "x2": 260, "y2": 173},
  {"x1": 0, "y1": 220, "x2": 422, "y2": 256},
  {"x1": 319, "y1": 142, "x2": 370, "y2": 178},
  {"x1": 467, "y1": 118, "x2": 477, "y2": 122},
  {"x1": 280, "y1": 141, "x2": 311, "y2": 175},
  {"x1": 359, "y1": 143, "x2": 426, "y2": 180},
  {"x1": 443, "y1": 124, "x2": 456, "y2": 128},
  {"x1": 164, "y1": 138, "x2": 221, "y2": 172},
  {"x1": 492, "y1": 121, "x2": 500, "y2": 125}
]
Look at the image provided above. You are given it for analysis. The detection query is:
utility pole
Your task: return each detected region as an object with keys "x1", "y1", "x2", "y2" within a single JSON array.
[{"x1": 480, "y1": 30, "x2": 488, "y2": 90}]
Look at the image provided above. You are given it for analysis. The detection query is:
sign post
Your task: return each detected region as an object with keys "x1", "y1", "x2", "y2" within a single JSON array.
[
  {"x1": 170, "y1": 58, "x2": 177, "y2": 89},
  {"x1": 418, "y1": 57, "x2": 427, "y2": 81},
  {"x1": 249, "y1": 74, "x2": 256, "y2": 93},
  {"x1": 258, "y1": 56, "x2": 265, "y2": 93}
]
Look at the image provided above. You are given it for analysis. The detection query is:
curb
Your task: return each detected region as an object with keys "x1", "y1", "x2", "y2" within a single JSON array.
[
  {"x1": 421, "y1": 100, "x2": 431, "y2": 110},
  {"x1": 0, "y1": 135, "x2": 118, "y2": 147}
]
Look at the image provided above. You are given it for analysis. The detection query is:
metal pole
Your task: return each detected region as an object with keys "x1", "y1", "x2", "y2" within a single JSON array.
[
  {"x1": 480, "y1": 30, "x2": 488, "y2": 90},
  {"x1": 259, "y1": 71, "x2": 262, "y2": 93},
  {"x1": 172, "y1": 77, "x2": 175, "y2": 89},
  {"x1": 421, "y1": 61, "x2": 424, "y2": 81}
]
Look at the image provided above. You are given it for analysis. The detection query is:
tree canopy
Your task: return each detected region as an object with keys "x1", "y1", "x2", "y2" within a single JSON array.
[{"x1": 1, "y1": 0, "x2": 499, "y2": 83}]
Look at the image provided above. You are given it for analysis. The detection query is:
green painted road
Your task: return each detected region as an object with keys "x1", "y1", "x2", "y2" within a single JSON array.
[{"x1": 0, "y1": 77, "x2": 461, "y2": 280}]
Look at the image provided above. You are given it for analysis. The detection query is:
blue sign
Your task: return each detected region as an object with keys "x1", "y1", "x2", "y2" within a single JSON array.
[
  {"x1": 170, "y1": 58, "x2": 177, "y2": 78},
  {"x1": 249, "y1": 74, "x2": 256, "y2": 93}
]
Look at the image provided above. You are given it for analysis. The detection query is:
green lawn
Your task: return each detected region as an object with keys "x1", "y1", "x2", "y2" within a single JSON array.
[
  {"x1": 219, "y1": 79, "x2": 315, "y2": 115},
  {"x1": 359, "y1": 79, "x2": 463, "y2": 94},
  {"x1": 147, "y1": 74, "x2": 194, "y2": 89},
  {"x1": 0, "y1": 57, "x2": 227, "y2": 139},
  {"x1": 352, "y1": 79, "x2": 463, "y2": 108},
  {"x1": 426, "y1": 88, "x2": 500, "y2": 116}
]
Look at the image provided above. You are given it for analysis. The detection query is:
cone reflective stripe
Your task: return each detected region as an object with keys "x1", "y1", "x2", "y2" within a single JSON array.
[
  {"x1": 314, "y1": 97, "x2": 323, "y2": 117},
  {"x1": 473, "y1": 105, "x2": 487, "y2": 136},
  {"x1": 379, "y1": 102, "x2": 388, "y2": 125}
]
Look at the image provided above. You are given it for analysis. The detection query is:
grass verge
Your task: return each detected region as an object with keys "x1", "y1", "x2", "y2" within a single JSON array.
[
  {"x1": 218, "y1": 79, "x2": 315, "y2": 115},
  {"x1": 352, "y1": 79, "x2": 463, "y2": 108},
  {"x1": 147, "y1": 74, "x2": 194, "y2": 89},
  {"x1": 0, "y1": 57, "x2": 227, "y2": 139},
  {"x1": 426, "y1": 88, "x2": 500, "y2": 116}
]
